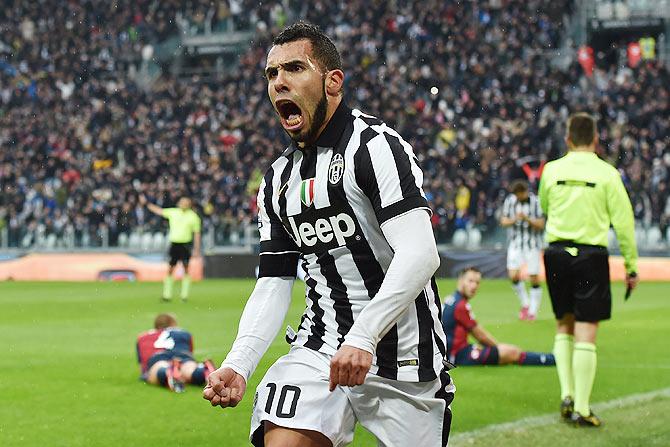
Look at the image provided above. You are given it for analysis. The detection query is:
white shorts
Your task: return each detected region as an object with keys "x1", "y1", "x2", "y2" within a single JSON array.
[
  {"x1": 506, "y1": 246, "x2": 541, "y2": 275},
  {"x1": 250, "y1": 346, "x2": 455, "y2": 447}
]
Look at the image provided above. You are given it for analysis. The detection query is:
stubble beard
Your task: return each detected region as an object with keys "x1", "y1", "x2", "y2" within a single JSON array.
[{"x1": 289, "y1": 82, "x2": 328, "y2": 147}]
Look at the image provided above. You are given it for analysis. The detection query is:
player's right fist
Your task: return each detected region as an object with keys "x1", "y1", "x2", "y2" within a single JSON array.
[{"x1": 203, "y1": 367, "x2": 247, "y2": 408}]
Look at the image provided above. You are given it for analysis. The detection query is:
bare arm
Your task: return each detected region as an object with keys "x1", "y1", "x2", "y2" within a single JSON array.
[
  {"x1": 146, "y1": 203, "x2": 164, "y2": 216},
  {"x1": 470, "y1": 324, "x2": 498, "y2": 347},
  {"x1": 193, "y1": 232, "x2": 201, "y2": 257},
  {"x1": 500, "y1": 216, "x2": 516, "y2": 227},
  {"x1": 139, "y1": 194, "x2": 164, "y2": 216},
  {"x1": 526, "y1": 216, "x2": 545, "y2": 231}
]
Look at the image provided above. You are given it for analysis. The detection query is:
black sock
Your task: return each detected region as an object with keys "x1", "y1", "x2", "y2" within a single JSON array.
[
  {"x1": 190, "y1": 365, "x2": 207, "y2": 385},
  {"x1": 156, "y1": 367, "x2": 169, "y2": 386},
  {"x1": 519, "y1": 351, "x2": 556, "y2": 366}
]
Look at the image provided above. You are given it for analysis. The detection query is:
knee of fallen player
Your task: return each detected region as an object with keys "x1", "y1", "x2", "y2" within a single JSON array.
[
  {"x1": 497, "y1": 344, "x2": 522, "y2": 364},
  {"x1": 179, "y1": 360, "x2": 198, "y2": 383}
]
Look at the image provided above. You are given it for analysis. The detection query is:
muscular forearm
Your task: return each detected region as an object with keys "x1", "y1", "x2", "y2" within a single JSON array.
[
  {"x1": 147, "y1": 203, "x2": 163, "y2": 216},
  {"x1": 500, "y1": 217, "x2": 515, "y2": 227},
  {"x1": 193, "y1": 232, "x2": 201, "y2": 254},
  {"x1": 471, "y1": 325, "x2": 497, "y2": 347},
  {"x1": 527, "y1": 217, "x2": 545, "y2": 231},
  {"x1": 221, "y1": 277, "x2": 293, "y2": 381},
  {"x1": 343, "y1": 209, "x2": 440, "y2": 354}
]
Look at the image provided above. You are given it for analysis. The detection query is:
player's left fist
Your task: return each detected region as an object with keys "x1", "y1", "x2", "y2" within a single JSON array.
[{"x1": 329, "y1": 345, "x2": 373, "y2": 391}]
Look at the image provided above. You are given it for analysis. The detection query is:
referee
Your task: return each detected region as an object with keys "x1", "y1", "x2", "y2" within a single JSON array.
[
  {"x1": 539, "y1": 112, "x2": 639, "y2": 427},
  {"x1": 140, "y1": 194, "x2": 202, "y2": 301}
]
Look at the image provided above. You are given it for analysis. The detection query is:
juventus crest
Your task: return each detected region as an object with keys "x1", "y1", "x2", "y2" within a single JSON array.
[{"x1": 328, "y1": 153, "x2": 344, "y2": 185}]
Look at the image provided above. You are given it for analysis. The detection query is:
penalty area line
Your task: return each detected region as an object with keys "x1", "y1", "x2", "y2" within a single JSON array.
[{"x1": 449, "y1": 387, "x2": 670, "y2": 446}]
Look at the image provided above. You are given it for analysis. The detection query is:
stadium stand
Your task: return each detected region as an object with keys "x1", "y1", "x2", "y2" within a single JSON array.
[{"x1": 0, "y1": 0, "x2": 668, "y2": 251}]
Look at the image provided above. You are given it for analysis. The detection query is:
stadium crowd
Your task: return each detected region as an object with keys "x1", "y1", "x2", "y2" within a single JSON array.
[{"x1": 1, "y1": 0, "x2": 669, "y2": 249}]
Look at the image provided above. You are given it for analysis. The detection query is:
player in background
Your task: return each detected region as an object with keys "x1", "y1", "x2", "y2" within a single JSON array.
[
  {"x1": 540, "y1": 113, "x2": 639, "y2": 426},
  {"x1": 136, "y1": 313, "x2": 214, "y2": 392},
  {"x1": 139, "y1": 194, "x2": 201, "y2": 301},
  {"x1": 442, "y1": 267, "x2": 555, "y2": 366},
  {"x1": 203, "y1": 22, "x2": 453, "y2": 447},
  {"x1": 499, "y1": 180, "x2": 545, "y2": 320}
]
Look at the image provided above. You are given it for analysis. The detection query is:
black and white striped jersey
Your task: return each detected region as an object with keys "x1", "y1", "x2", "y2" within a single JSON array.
[
  {"x1": 501, "y1": 192, "x2": 544, "y2": 251},
  {"x1": 256, "y1": 103, "x2": 446, "y2": 382}
]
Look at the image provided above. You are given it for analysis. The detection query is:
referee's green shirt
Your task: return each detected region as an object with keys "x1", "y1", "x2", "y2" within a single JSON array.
[
  {"x1": 162, "y1": 208, "x2": 201, "y2": 243},
  {"x1": 539, "y1": 151, "x2": 638, "y2": 273}
]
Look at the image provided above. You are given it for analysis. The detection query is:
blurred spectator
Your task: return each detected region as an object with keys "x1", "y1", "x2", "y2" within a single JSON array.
[{"x1": 1, "y1": 0, "x2": 668, "y2": 250}]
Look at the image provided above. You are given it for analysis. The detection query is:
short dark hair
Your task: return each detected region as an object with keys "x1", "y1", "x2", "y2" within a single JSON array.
[
  {"x1": 510, "y1": 179, "x2": 529, "y2": 195},
  {"x1": 567, "y1": 113, "x2": 596, "y2": 147},
  {"x1": 458, "y1": 266, "x2": 481, "y2": 278},
  {"x1": 272, "y1": 21, "x2": 342, "y2": 71}
]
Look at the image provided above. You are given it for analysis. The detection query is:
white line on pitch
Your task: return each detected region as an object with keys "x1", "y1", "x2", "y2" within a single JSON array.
[{"x1": 449, "y1": 387, "x2": 670, "y2": 446}]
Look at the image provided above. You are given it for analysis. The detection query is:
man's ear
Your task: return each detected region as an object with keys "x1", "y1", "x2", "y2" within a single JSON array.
[{"x1": 325, "y1": 69, "x2": 344, "y2": 96}]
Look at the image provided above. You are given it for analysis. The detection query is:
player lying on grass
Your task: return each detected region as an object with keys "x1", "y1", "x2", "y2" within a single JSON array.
[
  {"x1": 136, "y1": 313, "x2": 214, "y2": 392},
  {"x1": 442, "y1": 267, "x2": 555, "y2": 366}
]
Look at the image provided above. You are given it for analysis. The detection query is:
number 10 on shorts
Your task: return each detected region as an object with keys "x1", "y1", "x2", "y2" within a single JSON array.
[{"x1": 264, "y1": 383, "x2": 301, "y2": 419}]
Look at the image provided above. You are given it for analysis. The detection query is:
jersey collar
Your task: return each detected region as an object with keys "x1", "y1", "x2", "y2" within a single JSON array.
[
  {"x1": 315, "y1": 101, "x2": 351, "y2": 148},
  {"x1": 567, "y1": 150, "x2": 597, "y2": 158}
]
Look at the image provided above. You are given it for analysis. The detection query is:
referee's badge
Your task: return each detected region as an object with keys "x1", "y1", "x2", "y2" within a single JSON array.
[
  {"x1": 300, "y1": 178, "x2": 315, "y2": 207},
  {"x1": 328, "y1": 153, "x2": 344, "y2": 185}
]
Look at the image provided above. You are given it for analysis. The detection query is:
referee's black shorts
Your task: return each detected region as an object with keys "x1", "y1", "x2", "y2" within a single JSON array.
[
  {"x1": 543, "y1": 241, "x2": 611, "y2": 322},
  {"x1": 168, "y1": 242, "x2": 192, "y2": 267}
]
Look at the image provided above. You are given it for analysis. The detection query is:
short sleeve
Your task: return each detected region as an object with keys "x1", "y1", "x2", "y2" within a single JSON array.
[
  {"x1": 257, "y1": 171, "x2": 300, "y2": 277},
  {"x1": 354, "y1": 125, "x2": 430, "y2": 226},
  {"x1": 191, "y1": 212, "x2": 201, "y2": 233},
  {"x1": 534, "y1": 195, "x2": 544, "y2": 218},
  {"x1": 454, "y1": 301, "x2": 477, "y2": 331},
  {"x1": 502, "y1": 196, "x2": 514, "y2": 219},
  {"x1": 162, "y1": 208, "x2": 177, "y2": 219},
  {"x1": 538, "y1": 169, "x2": 550, "y2": 214}
]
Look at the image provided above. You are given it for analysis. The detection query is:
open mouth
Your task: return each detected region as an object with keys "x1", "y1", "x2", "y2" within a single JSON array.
[{"x1": 276, "y1": 99, "x2": 304, "y2": 131}]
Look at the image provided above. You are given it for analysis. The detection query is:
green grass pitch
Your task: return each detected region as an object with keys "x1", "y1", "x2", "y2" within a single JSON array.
[{"x1": 1, "y1": 278, "x2": 668, "y2": 446}]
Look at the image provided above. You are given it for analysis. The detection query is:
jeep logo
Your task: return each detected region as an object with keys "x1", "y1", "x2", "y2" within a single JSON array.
[{"x1": 288, "y1": 213, "x2": 356, "y2": 247}]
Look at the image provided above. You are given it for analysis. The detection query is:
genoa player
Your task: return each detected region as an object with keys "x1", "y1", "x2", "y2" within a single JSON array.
[
  {"x1": 136, "y1": 313, "x2": 214, "y2": 392},
  {"x1": 442, "y1": 267, "x2": 555, "y2": 367}
]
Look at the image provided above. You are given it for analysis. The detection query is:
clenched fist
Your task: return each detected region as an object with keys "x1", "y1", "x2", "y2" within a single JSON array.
[
  {"x1": 202, "y1": 367, "x2": 247, "y2": 408},
  {"x1": 329, "y1": 345, "x2": 373, "y2": 391}
]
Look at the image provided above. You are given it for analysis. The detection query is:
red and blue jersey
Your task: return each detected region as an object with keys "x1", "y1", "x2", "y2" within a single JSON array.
[
  {"x1": 441, "y1": 291, "x2": 478, "y2": 358},
  {"x1": 136, "y1": 327, "x2": 194, "y2": 373}
]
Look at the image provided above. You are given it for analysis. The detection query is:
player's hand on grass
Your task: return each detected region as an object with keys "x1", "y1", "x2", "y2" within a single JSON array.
[
  {"x1": 329, "y1": 345, "x2": 373, "y2": 391},
  {"x1": 203, "y1": 367, "x2": 246, "y2": 408}
]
